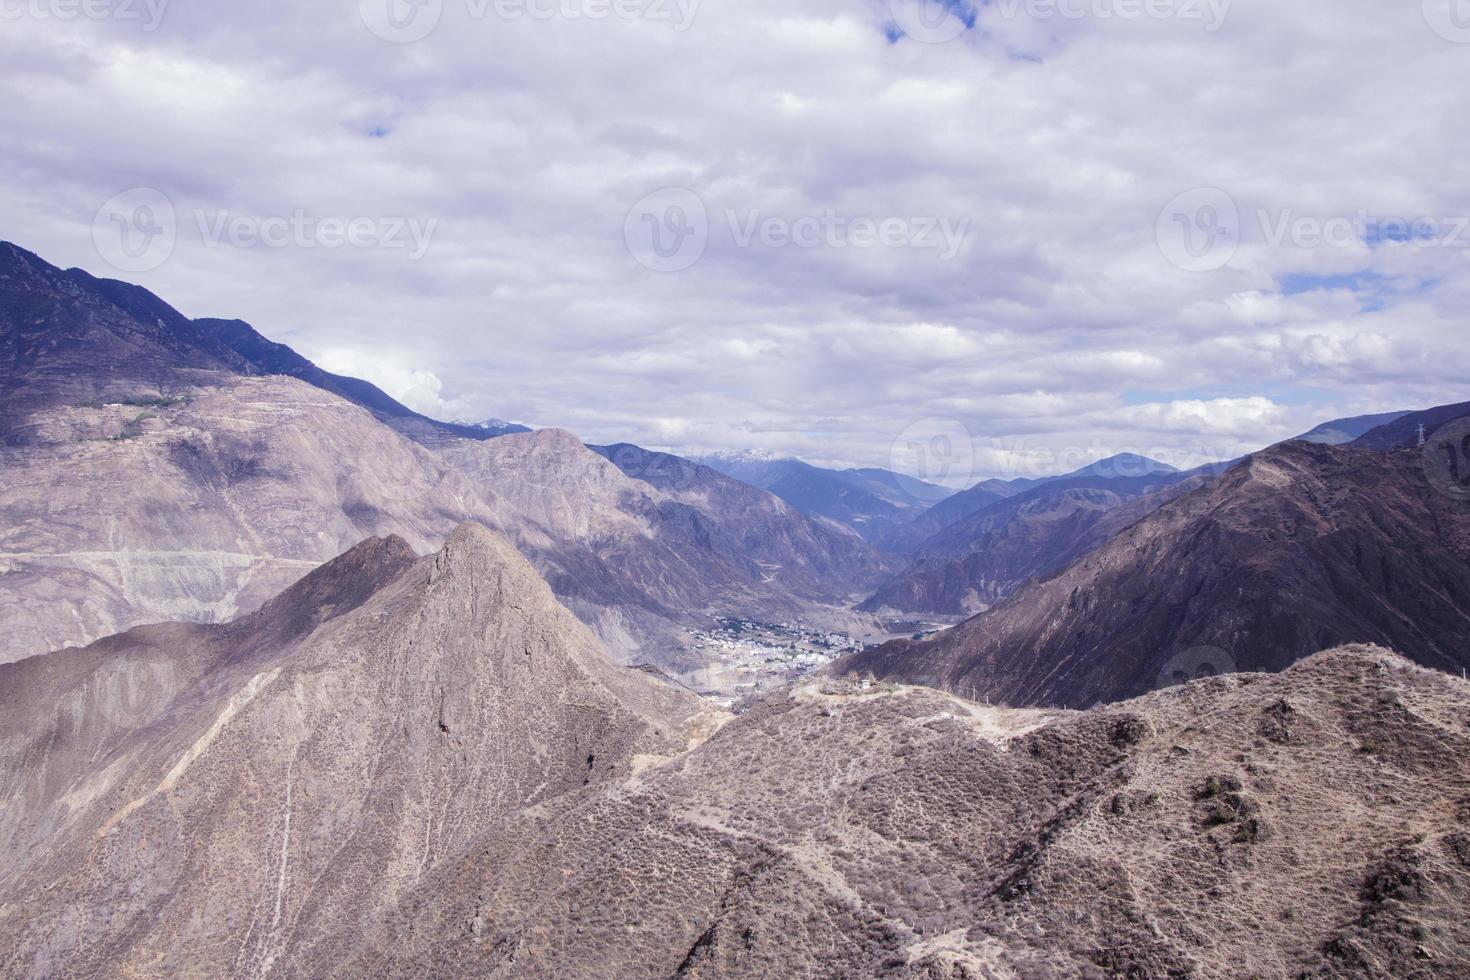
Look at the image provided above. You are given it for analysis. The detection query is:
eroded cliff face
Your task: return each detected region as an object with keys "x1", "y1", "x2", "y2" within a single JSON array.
[
  {"x1": 0, "y1": 375, "x2": 508, "y2": 663},
  {"x1": 0, "y1": 523, "x2": 723, "y2": 977}
]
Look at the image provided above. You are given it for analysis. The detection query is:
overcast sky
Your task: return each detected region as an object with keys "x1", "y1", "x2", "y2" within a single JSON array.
[{"x1": 2, "y1": 0, "x2": 1467, "y2": 483}]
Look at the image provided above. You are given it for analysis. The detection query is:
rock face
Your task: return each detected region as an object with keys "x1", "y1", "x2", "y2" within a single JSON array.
[
  {"x1": 0, "y1": 524, "x2": 722, "y2": 978},
  {"x1": 342, "y1": 648, "x2": 1469, "y2": 978},
  {"x1": 841, "y1": 441, "x2": 1470, "y2": 707}
]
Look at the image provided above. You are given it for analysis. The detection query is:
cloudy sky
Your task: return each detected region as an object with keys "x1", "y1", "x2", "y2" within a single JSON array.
[{"x1": 2, "y1": 0, "x2": 1467, "y2": 483}]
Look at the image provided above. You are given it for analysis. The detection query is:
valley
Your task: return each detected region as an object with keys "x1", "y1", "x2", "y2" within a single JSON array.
[{"x1": 673, "y1": 617, "x2": 867, "y2": 707}]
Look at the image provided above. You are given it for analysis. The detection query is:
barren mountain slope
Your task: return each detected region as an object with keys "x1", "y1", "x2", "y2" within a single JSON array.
[
  {"x1": 841, "y1": 441, "x2": 1470, "y2": 707},
  {"x1": 445, "y1": 435, "x2": 889, "y2": 666},
  {"x1": 0, "y1": 533, "x2": 419, "y2": 880},
  {"x1": 592, "y1": 443, "x2": 893, "y2": 595},
  {"x1": 0, "y1": 523, "x2": 721, "y2": 978},
  {"x1": 353, "y1": 647, "x2": 1470, "y2": 978},
  {"x1": 0, "y1": 376, "x2": 886, "y2": 673},
  {"x1": 0, "y1": 374, "x2": 507, "y2": 663}
]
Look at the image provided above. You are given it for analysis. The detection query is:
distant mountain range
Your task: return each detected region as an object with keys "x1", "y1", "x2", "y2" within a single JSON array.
[{"x1": 696, "y1": 451, "x2": 953, "y2": 542}]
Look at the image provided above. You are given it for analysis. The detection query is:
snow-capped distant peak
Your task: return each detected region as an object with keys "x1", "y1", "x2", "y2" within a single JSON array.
[
  {"x1": 700, "y1": 449, "x2": 797, "y2": 464},
  {"x1": 453, "y1": 417, "x2": 520, "y2": 430}
]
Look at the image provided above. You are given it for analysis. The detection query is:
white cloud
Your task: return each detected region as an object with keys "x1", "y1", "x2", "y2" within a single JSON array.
[
  {"x1": 312, "y1": 348, "x2": 476, "y2": 422},
  {"x1": 0, "y1": 0, "x2": 1465, "y2": 479}
]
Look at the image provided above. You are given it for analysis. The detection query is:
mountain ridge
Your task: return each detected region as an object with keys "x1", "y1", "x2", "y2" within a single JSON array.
[{"x1": 839, "y1": 439, "x2": 1470, "y2": 707}]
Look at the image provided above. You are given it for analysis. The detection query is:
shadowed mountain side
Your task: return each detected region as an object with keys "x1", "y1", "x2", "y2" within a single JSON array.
[
  {"x1": 0, "y1": 243, "x2": 525, "y2": 448},
  {"x1": 875, "y1": 454, "x2": 1178, "y2": 556},
  {"x1": 862, "y1": 476, "x2": 1212, "y2": 617},
  {"x1": 1352, "y1": 400, "x2": 1470, "y2": 450},
  {"x1": 840, "y1": 441, "x2": 1470, "y2": 708},
  {"x1": 0, "y1": 523, "x2": 723, "y2": 977},
  {"x1": 347, "y1": 648, "x2": 1470, "y2": 978},
  {"x1": 863, "y1": 469, "x2": 1210, "y2": 617}
]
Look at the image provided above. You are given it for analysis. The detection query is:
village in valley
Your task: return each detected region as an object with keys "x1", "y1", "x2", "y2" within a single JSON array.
[{"x1": 673, "y1": 617, "x2": 867, "y2": 708}]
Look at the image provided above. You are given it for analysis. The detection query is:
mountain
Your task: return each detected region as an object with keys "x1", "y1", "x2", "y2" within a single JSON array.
[
  {"x1": 310, "y1": 649, "x2": 1470, "y2": 975},
  {"x1": 0, "y1": 371, "x2": 506, "y2": 663},
  {"x1": 845, "y1": 467, "x2": 956, "y2": 506},
  {"x1": 1351, "y1": 400, "x2": 1470, "y2": 450},
  {"x1": 840, "y1": 440, "x2": 1470, "y2": 707},
  {"x1": 696, "y1": 451, "x2": 953, "y2": 543},
  {"x1": 450, "y1": 415, "x2": 530, "y2": 436},
  {"x1": 0, "y1": 524, "x2": 723, "y2": 976},
  {"x1": 862, "y1": 474, "x2": 1210, "y2": 616},
  {"x1": 1296, "y1": 409, "x2": 1412, "y2": 445},
  {"x1": 873, "y1": 478, "x2": 1020, "y2": 553},
  {"x1": 865, "y1": 458, "x2": 1197, "y2": 615},
  {"x1": 0, "y1": 241, "x2": 523, "y2": 447},
  {"x1": 872, "y1": 453, "x2": 1179, "y2": 556}
]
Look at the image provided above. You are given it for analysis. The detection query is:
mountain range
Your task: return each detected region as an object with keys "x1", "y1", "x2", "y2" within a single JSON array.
[
  {"x1": 2, "y1": 527, "x2": 1467, "y2": 975},
  {"x1": 842, "y1": 438, "x2": 1470, "y2": 707},
  {"x1": 697, "y1": 450, "x2": 954, "y2": 543},
  {"x1": 0, "y1": 243, "x2": 888, "y2": 679}
]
